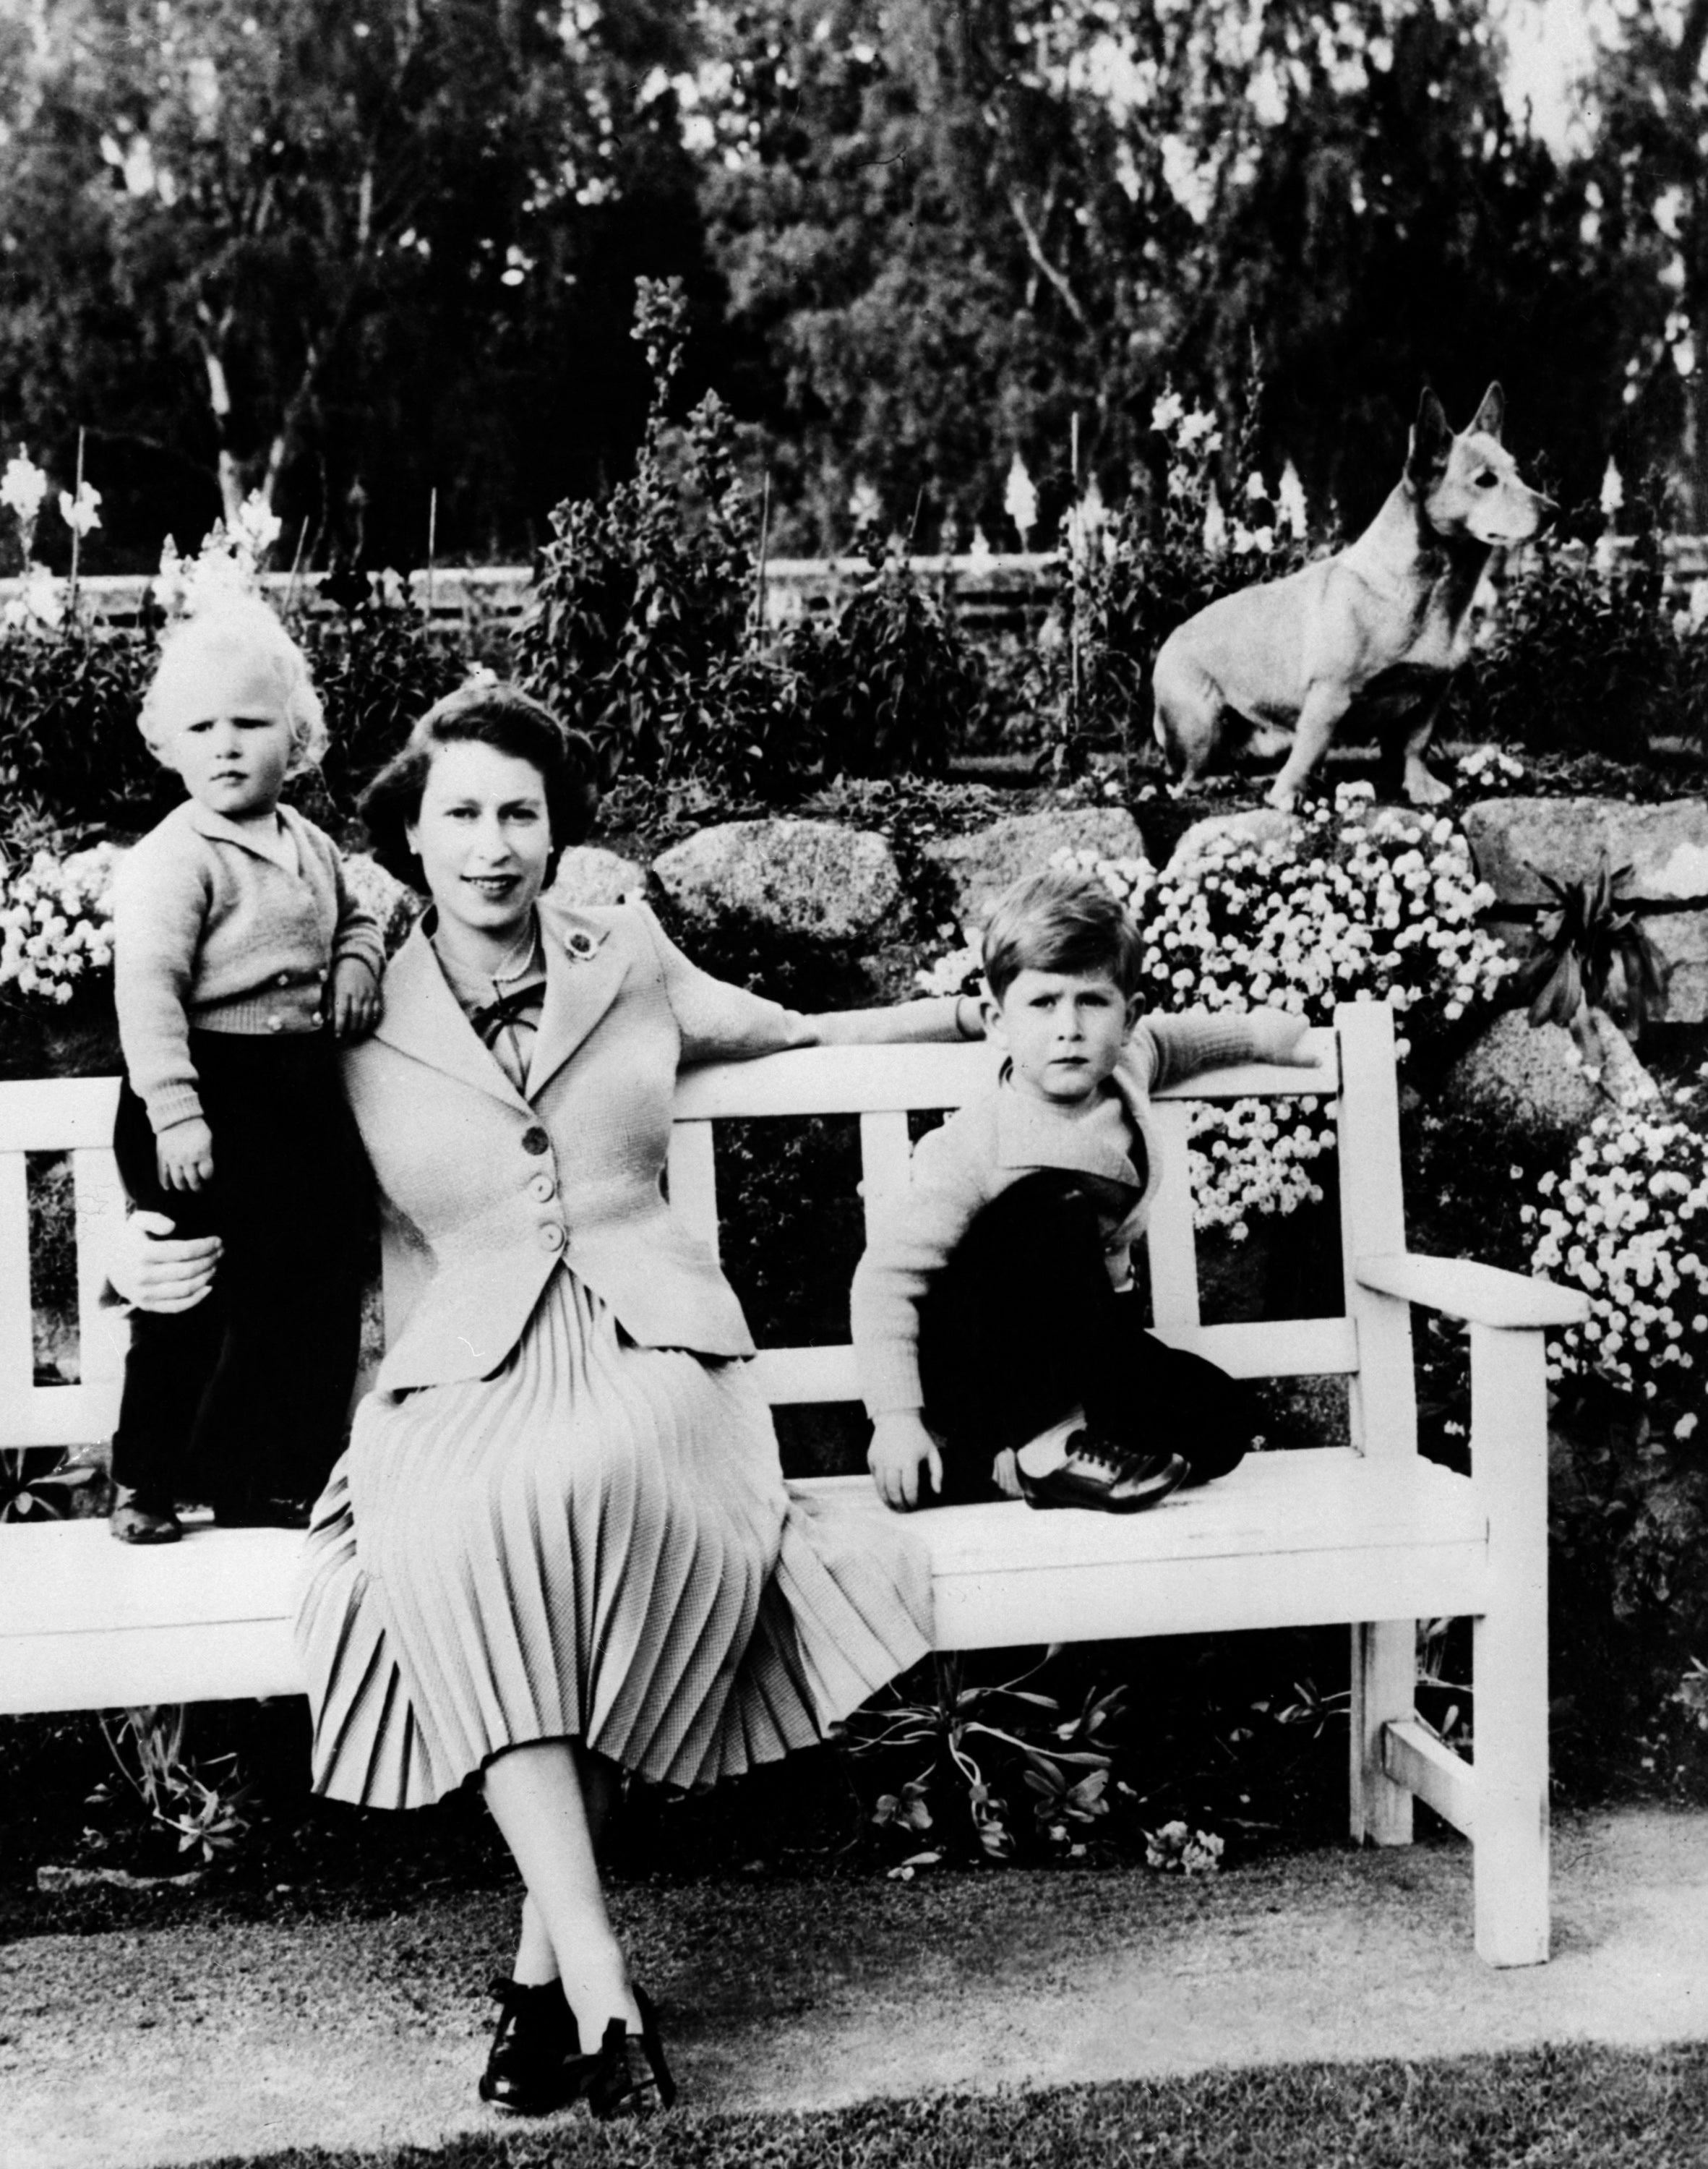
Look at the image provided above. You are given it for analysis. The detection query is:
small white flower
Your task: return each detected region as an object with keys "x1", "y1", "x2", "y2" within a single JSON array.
[
  {"x1": 1004, "y1": 451, "x2": 1039, "y2": 548},
  {"x1": 57, "y1": 480, "x2": 102, "y2": 538}
]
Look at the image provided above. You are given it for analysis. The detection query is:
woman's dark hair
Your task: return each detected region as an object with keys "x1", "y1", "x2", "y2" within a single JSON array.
[{"x1": 359, "y1": 680, "x2": 601, "y2": 891}]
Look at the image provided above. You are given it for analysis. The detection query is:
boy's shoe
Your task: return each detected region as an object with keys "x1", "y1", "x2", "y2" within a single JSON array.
[
  {"x1": 109, "y1": 1485, "x2": 183, "y2": 1544},
  {"x1": 1018, "y1": 1434, "x2": 1188, "y2": 1514}
]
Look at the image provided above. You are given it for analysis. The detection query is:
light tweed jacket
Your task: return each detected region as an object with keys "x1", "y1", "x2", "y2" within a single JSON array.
[{"x1": 343, "y1": 898, "x2": 962, "y2": 1395}]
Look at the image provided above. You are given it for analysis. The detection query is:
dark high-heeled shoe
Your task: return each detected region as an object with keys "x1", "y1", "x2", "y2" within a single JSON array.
[
  {"x1": 478, "y1": 1975, "x2": 583, "y2": 2115},
  {"x1": 583, "y1": 1986, "x2": 677, "y2": 2118}
]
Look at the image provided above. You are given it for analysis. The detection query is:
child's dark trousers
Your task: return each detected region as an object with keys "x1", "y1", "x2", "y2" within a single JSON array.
[
  {"x1": 917, "y1": 1170, "x2": 1259, "y2": 1505},
  {"x1": 111, "y1": 1030, "x2": 370, "y2": 1517}
]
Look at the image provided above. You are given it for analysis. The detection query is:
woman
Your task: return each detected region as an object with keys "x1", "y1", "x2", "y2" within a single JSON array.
[{"x1": 264, "y1": 683, "x2": 973, "y2": 2116}]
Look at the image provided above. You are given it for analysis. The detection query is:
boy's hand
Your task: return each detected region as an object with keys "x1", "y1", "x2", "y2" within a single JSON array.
[
  {"x1": 868, "y1": 1411, "x2": 943, "y2": 1512},
  {"x1": 155, "y1": 1116, "x2": 214, "y2": 1192},
  {"x1": 1250, "y1": 1007, "x2": 1316, "y2": 1066},
  {"x1": 332, "y1": 957, "x2": 382, "y2": 1040}
]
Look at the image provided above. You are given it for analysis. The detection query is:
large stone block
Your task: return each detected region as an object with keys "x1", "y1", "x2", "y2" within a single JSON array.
[
  {"x1": 1442, "y1": 1006, "x2": 1655, "y2": 1142},
  {"x1": 1464, "y1": 796, "x2": 1708, "y2": 1021},
  {"x1": 547, "y1": 844, "x2": 647, "y2": 909},
  {"x1": 923, "y1": 808, "x2": 1147, "y2": 925},
  {"x1": 651, "y1": 818, "x2": 904, "y2": 944}
]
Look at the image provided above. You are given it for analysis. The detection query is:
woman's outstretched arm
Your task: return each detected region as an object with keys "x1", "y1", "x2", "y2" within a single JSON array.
[
  {"x1": 635, "y1": 902, "x2": 984, "y2": 1060},
  {"x1": 800, "y1": 992, "x2": 984, "y2": 1045}
]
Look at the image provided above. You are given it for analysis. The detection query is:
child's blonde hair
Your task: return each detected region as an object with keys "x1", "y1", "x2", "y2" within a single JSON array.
[
  {"x1": 138, "y1": 595, "x2": 327, "y2": 774},
  {"x1": 981, "y1": 867, "x2": 1145, "y2": 1002}
]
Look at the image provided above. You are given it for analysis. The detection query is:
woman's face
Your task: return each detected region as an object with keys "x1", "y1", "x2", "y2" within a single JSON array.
[{"x1": 405, "y1": 738, "x2": 554, "y2": 941}]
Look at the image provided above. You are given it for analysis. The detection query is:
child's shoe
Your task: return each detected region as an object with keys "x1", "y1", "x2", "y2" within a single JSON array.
[
  {"x1": 1018, "y1": 1432, "x2": 1188, "y2": 1514},
  {"x1": 109, "y1": 1484, "x2": 183, "y2": 1544}
]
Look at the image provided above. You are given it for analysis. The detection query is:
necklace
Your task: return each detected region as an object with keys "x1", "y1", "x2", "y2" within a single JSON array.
[{"x1": 485, "y1": 912, "x2": 540, "y2": 990}]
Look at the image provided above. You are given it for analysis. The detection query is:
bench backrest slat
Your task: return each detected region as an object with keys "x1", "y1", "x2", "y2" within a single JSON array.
[
  {"x1": 1143, "y1": 1102, "x2": 1201, "y2": 1328},
  {"x1": 0, "y1": 1150, "x2": 34, "y2": 1392},
  {"x1": 1334, "y1": 1002, "x2": 1417, "y2": 1460}
]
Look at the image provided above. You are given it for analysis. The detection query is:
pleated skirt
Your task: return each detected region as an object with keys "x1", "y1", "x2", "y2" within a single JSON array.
[{"x1": 293, "y1": 1268, "x2": 932, "y2": 1809}]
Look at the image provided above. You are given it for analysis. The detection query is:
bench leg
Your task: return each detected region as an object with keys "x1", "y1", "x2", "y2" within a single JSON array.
[
  {"x1": 1468, "y1": 1322, "x2": 1550, "y2": 1967},
  {"x1": 1471, "y1": 1607, "x2": 1549, "y2": 1965},
  {"x1": 1349, "y1": 1619, "x2": 1415, "y2": 1847}
]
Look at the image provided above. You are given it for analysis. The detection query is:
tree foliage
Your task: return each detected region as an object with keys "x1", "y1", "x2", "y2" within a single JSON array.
[
  {"x1": 2, "y1": 0, "x2": 1707, "y2": 568},
  {"x1": 0, "y1": 0, "x2": 718, "y2": 566}
]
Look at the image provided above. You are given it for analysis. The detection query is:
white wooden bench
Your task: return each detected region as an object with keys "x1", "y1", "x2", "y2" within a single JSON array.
[{"x1": 0, "y1": 1001, "x2": 1584, "y2": 1965}]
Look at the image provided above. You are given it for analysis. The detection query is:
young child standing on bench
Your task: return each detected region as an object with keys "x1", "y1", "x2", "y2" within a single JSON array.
[
  {"x1": 852, "y1": 867, "x2": 1312, "y2": 1513},
  {"x1": 106, "y1": 595, "x2": 386, "y2": 1544}
]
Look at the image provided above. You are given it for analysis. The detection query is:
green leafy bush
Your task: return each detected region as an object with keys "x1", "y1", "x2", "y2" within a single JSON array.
[
  {"x1": 1048, "y1": 366, "x2": 1321, "y2": 775},
  {"x1": 296, "y1": 572, "x2": 479, "y2": 822},
  {"x1": 517, "y1": 278, "x2": 794, "y2": 791},
  {"x1": 1455, "y1": 483, "x2": 1708, "y2": 759},
  {"x1": 0, "y1": 622, "x2": 160, "y2": 834},
  {"x1": 783, "y1": 532, "x2": 984, "y2": 779}
]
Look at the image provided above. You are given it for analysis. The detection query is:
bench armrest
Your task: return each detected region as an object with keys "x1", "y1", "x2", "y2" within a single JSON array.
[{"x1": 1354, "y1": 1252, "x2": 1589, "y2": 1330}]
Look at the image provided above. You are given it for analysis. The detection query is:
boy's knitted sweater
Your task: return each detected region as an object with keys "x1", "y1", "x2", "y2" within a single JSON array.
[
  {"x1": 850, "y1": 1008, "x2": 1270, "y2": 1421},
  {"x1": 113, "y1": 799, "x2": 386, "y2": 1134}
]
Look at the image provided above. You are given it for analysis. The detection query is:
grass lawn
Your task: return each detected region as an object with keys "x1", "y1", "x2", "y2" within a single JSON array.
[{"x1": 195, "y1": 2043, "x2": 1708, "y2": 2169}]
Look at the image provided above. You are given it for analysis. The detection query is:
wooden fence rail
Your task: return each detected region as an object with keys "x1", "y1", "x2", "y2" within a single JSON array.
[{"x1": 4, "y1": 539, "x2": 1706, "y2": 649}]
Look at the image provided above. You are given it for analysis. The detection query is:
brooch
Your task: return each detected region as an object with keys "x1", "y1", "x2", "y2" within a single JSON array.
[{"x1": 564, "y1": 928, "x2": 598, "y2": 962}]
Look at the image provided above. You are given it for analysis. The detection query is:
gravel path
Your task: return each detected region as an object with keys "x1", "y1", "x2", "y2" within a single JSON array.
[{"x1": 1, "y1": 1807, "x2": 1704, "y2": 2169}]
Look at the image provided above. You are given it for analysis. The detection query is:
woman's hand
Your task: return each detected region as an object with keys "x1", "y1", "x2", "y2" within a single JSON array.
[
  {"x1": 332, "y1": 957, "x2": 383, "y2": 1040},
  {"x1": 108, "y1": 1210, "x2": 222, "y2": 1313},
  {"x1": 867, "y1": 1411, "x2": 944, "y2": 1512},
  {"x1": 156, "y1": 1116, "x2": 214, "y2": 1192}
]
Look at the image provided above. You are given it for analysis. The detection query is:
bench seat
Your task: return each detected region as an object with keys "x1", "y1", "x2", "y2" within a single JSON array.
[{"x1": 0, "y1": 1452, "x2": 1488, "y2": 1714}]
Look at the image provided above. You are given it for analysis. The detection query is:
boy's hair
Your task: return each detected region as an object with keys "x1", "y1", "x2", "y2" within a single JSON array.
[
  {"x1": 981, "y1": 868, "x2": 1144, "y2": 1003},
  {"x1": 139, "y1": 596, "x2": 327, "y2": 774},
  {"x1": 359, "y1": 678, "x2": 600, "y2": 891}
]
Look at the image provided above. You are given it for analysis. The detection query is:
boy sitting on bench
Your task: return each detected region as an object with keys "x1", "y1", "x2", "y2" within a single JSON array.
[{"x1": 852, "y1": 868, "x2": 1312, "y2": 1513}]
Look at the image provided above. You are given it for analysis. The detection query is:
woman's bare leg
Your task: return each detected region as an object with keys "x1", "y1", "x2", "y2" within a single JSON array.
[
  {"x1": 484, "y1": 1740, "x2": 639, "y2": 2039},
  {"x1": 507, "y1": 1750, "x2": 624, "y2": 1990}
]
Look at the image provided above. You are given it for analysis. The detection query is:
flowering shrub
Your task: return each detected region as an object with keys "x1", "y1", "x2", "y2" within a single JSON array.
[
  {"x1": 1452, "y1": 478, "x2": 1708, "y2": 759},
  {"x1": 1046, "y1": 359, "x2": 1321, "y2": 773},
  {"x1": 1142, "y1": 1819, "x2": 1224, "y2": 1875},
  {"x1": 1525, "y1": 1108, "x2": 1708, "y2": 1430},
  {"x1": 1455, "y1": 746, "x2": 1527, "y2": 793},
  {"x1": 0, "y1": 842, "x2": 122, "y2": 1004},
  {"x1": 1135, "y1": 786, "x2": 1512, "y2": 1053},
  {"x1": 918, "y1": 785, "x2": 1513, "y2": 1236}
]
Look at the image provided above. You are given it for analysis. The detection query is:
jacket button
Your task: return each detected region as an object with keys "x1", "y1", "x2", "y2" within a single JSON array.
[
  {"x1": 538, "y1": 1222, "x2": 565, "y2": 1252},
  {"x1": 528, "y1": 1173, "x2": 556, "y2": 1202},
  {"x1": 521, "y1": 1126, "x2": 550, "y2": 1155},
  {"x1": 266, "y1": 1015, "x2": 283, "y2": 1032}
]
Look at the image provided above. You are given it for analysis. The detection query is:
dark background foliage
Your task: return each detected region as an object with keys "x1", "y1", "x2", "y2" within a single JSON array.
[{"x1": 7, "y1": 0, "x2": 1708, "y2": 571}]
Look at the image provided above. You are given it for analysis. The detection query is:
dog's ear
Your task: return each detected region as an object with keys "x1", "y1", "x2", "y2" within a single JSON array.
[
  {"x1": 1407, "y1": 389, "x2": 1452, "y2": 485},
  {"x1": 1469, "y1": 382, "x2": 1506, "y2": 442}
]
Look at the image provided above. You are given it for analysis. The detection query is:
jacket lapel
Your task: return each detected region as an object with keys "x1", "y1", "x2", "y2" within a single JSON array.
[
  {"x1": 525, "y1": 904, "x2": 627, "y2": 1102},
  {"x1": 369, "y1": 919, "x2": 533, "y2": 1112}
]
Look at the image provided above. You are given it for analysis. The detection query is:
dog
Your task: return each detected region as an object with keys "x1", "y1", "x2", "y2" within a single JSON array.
[{"x1": 1151, "y1": 385, "x2": 1554, "y2": 809}]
